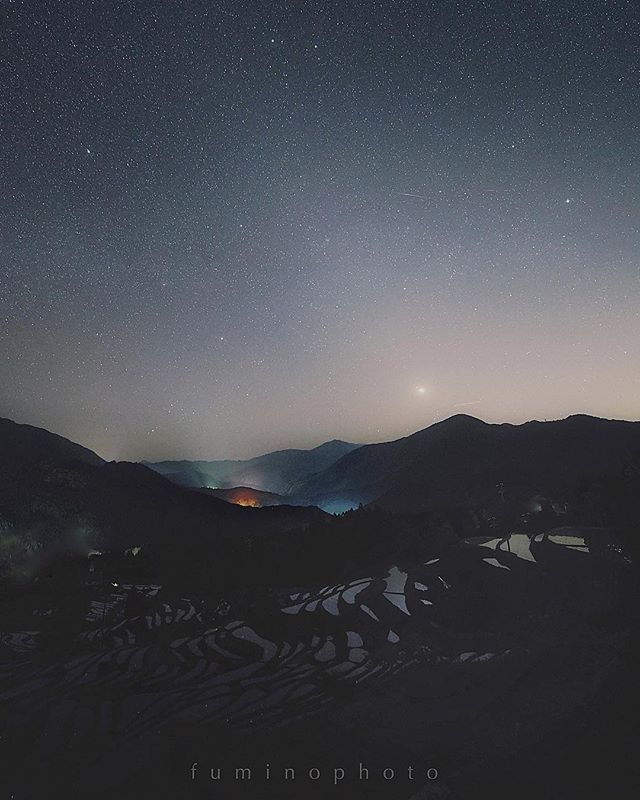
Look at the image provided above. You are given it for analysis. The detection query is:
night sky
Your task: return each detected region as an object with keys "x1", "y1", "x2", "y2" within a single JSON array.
[{"x1": 1, "y1": 0, "x2": 638, "y2": 461}]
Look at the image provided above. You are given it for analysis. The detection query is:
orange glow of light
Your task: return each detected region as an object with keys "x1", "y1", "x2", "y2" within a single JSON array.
[
  {"x1": 234, "y1": 496, "x2": 260, "y2": 507},
  {"x1": 224, "y1": 488, "x2": 263, "y2": 507}
]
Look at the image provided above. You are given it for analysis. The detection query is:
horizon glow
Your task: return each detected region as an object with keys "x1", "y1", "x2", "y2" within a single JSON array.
[{"x1": 1, "y1": 2, "x2": 638, "y2": 461}]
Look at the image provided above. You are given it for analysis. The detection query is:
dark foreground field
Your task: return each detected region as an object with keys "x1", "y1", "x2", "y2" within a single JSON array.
[{"x1": 1, "y1": 527, "x2": 637, "y2": 800}]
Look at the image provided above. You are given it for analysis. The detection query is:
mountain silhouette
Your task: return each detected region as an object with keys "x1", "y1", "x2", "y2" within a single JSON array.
[
  {"x1": 0, "y1": 417, "x2": 326, "y2": 584},
  {"x1": 145, "y1": 438, "x2": 359, "y2": 494},
  {"x1": 0, "y1": 416, "x2": 105, "y2": 474},
  {"x1": 291, "y1": 414, "x2": 640, "y2": 513},
  {"x1": 0, "y1": 415, "x2": 639, "y2": 800},
  {"x1": 2, "y1": 413, "x2": 639, "y2": 587}
]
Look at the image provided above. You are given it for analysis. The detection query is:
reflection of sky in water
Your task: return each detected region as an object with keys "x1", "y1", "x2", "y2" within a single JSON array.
[
  {"x1": 480, "y1": 533, "x2": 592, "y2": 563},
  {"x1": 282, "y1": 576, "x2": 374, "y2": 615},
  {"x1": 383, "y1": 566, "x2": 410, "y2": 614},
  {"x1": 384, "y1": 593, "x2": 410, "y2": 614},
  {"x1": 548, "y1": 535, "x2": 588, "y2": 551},
  {"x1": 321, "y1": 595, "x2": 340, "y2": 616},
  {"x1": 481, "y1": 534, "x2": 536, "y2": 562},
  {"x1": 480, "y1": 534, "x2": 533, "y2": 561},
  {"x1": 342, "y1": 581, "x2": 371, "y2": 604},
  {"x1": 455, "y1": 652, "x2": 475, "y2": 663},
  {"x1": 483, "y1": 557, "x2": 510, "y2": 570},
  {"x1": 282, "y1": 602, "x2": 305, "y2": 615},
  {"x1": 361, "y1": 605, "x2": 379, "y2": 621},
  {"x1": 315, "y1": 640, "x2": 335, "y2": 662},
  {"x1": 281, "y1": 561, "x2": 448, "y2": 626},
  {"x1": 349, "y1": 648, "x2": 367, "y2": 663},
  {"x1": 384, "y1": 566, "x2": 408, "y2": 594}
]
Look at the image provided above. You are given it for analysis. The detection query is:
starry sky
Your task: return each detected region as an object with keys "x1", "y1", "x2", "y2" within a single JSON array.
[{"x1": 1, "y1": 0, "x2": 639, "y2": 461}]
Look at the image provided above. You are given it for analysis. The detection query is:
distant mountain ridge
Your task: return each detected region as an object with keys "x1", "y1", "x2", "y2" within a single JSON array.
[
  {"x1": 3, "y1": 412, "x2": 639, "y2": 557},
  {"x1": 290, "y1": 414, "x2": 640, "y2": 513},
  {"x1": 0, "y1": 417, "x2": 328, "y2": 583},
  {"x1": 144, "y1": 439, "x2": 360, "y2": 494},
  {"x1": 2, "y1": 414, "x2": 638, "y2": 799}
]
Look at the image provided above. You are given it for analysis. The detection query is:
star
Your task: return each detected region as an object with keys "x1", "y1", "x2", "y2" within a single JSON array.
[{"x1": 2, "y1": 0, "x2": 636, "y2": 461}]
